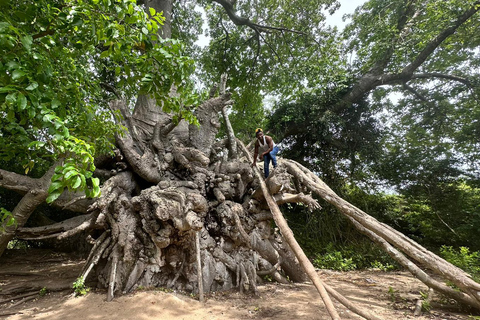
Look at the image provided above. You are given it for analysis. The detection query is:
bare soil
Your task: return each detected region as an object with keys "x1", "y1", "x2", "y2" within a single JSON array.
[{"x1": 0, "y1": 249, "x2": 476, "y2": 320}]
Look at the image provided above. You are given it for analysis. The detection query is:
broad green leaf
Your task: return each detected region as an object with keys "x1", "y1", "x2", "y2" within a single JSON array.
[
  {"x1": 72, "y1": 176, "x2": 82, "y2": 189},
  {"x1": 5, "y1": 92, "x2": 17, "y2": 105},
  {"x1": 0, "y1": 86, "x2": 16, "y2": 93},
  {"x1": 46, "y1": 190, "x2": 62, "y2": 203},
  {"x1": 21, "y1": 35, "x2": 33, "y2": 52},
  {"x1": 48, "y1": 181, "x2": 64, "y2": 193},
  {"x1": 12, "y1": 70, "x2": 26, "y2": 81},
  {"x1": 17, "y1": 93, "x2": 27, "y2": 110},
  {"x1": 64, "y1": 170, "x2": 77, "y2": 180},
  {"x1": 26, "y1": 82, "x2": 38, "y2": 90}
]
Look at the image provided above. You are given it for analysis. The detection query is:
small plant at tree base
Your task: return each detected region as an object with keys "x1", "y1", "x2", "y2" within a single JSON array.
[
  {"x1": 313, "y1": 251, "x2": 356, "y2": 271},
  {"x1": 263, "y1": 275, "x2": 273, "y2": 282},
  {"x1": 72, "y1": 277, "x2": 89, "y2": 296},
  {"x1": 39, "y1": 287, "x2": 48, "y2": 296},
  {"x1": 388, "y1": 286, "x2": 397, "y2": 302},
  {"x1": 419, "y1": 291, "x2": 431, "y2": 312}
]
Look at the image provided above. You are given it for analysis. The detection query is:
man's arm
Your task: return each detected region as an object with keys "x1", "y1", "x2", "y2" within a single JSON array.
[{"x1": 252, "y1": 141, "x2": 259, "y2": 166}]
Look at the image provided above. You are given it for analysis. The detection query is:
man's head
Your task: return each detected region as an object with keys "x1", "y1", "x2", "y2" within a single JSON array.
[{"x1": 255, "y1": 128, "x2": 263, "y2": 139}]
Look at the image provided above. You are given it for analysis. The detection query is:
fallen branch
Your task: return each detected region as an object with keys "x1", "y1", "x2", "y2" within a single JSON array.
[{"x1": 237, "y1": 139, "x2": 342, "y2": 320}]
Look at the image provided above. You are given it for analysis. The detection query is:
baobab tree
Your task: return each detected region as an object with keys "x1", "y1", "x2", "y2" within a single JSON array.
[{"x1": 1, "y1": 0, "x2": 480, "y2": 319}]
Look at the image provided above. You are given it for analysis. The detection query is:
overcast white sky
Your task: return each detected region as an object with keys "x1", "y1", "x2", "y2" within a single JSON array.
[{"x1": 325, "y1": 0, "x2": 367, "y2": 30}]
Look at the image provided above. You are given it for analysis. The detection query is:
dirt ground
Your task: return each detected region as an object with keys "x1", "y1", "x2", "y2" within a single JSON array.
[{"x1": 0, "y1": 249, "x2": 477, "y2": 320}]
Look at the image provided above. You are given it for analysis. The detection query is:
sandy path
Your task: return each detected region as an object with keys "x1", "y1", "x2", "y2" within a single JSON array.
[{"x1": 0, "y1": 249, "x2": 473, "y2": 320}]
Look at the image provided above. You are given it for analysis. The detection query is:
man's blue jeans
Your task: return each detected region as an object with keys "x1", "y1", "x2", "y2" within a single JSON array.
[{"x1": 263, "y1": 146, "x2": 279, "y2": 178}]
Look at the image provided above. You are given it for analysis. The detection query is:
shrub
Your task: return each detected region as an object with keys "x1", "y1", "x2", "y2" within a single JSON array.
[
  {"x1": 440, "y1": 246, "x2": 480, "y2": 282},
  {"x1": 73, "y1": 277, "x2": 89, "y2": 296},
  {"x1": 313, "y1": 251, "x2": 357, "y2": 271}
]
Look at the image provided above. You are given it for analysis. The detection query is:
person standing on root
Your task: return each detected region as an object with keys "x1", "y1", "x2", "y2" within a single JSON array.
[{"x1": 252, "y1": 128, "x2": 279, "y2": 178}]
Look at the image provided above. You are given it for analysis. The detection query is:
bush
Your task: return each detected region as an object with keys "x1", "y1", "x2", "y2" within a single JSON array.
[
  {"x1": 73, "y1": 277, "x2": 89, "y2": 296},
  {"x1": 313, "y1": 250, "x2": 357, "y2": 271},
  {"x1": 440, "y1": 246, "x2": 480, "y2": 282}
]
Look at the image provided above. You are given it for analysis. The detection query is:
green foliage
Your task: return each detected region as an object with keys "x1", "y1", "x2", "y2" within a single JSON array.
[
  {"x1": 419, "y1": 290, "x2": 432, "y2": 312},
  {"x1": 72, "y1": 276, "x2": 89, "y2": 296},
  {"x1": 39, "y1": 287, "x2": 48, "y2": 296},
  {"x1": 313, "y1": 250, "x2": 357, "y2": 271},
  {"x1": 373, "y1": 182, "x2": 480, "y2": 251},
  {"x1": 370, "y1": 260, "x2": 396, "y2": 272},
  {"x1": 388, "y1": 286, "x2": 398, "y2": 302},
  {"x1": 0, "y1": 0, "x2": 196, "y2": 199},
  {"x1": 269, "y1": 83, "x2": 383, "y2": 188},
  {"x1": 440, "y1": 246, "x2": 480, "y2": 282},
  {"x1": 6, "y1": 239, "x2": 30, "y2": 250},
  {"x1": 0, "y1": 207, "x2": 15, "y2": 232}
]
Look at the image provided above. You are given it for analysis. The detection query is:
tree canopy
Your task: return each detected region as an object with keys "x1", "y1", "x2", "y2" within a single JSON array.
[{"x1": 0, "y1": 0, "x2": 196, "y2": 201}]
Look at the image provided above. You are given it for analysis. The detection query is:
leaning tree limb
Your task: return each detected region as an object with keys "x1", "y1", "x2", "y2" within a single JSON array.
[
  {"x1": 237, "y1": 139, "x2": 384, "y2": 320},
  {"x1": 348, "y1": 216, "x2": 480, "y2": 309},
  {"x1": 282, "y1": 159, "x2": 480, "y2": 307},
  {"x1": 0, "y1": 161, "x2": 60, "y2": 256}
]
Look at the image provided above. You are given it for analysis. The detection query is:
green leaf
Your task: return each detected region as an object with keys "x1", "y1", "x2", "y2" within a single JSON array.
[
  {"x1": 12, "y1": 70, "x2": 26, "y2": 81},
  {"x1": 141, "y1": 27, "x2": 148, "y2": 35},
  {"x1": 149, "y1": 7, "x2": 156, "y2": 16},
  {"x1": 93, "y1": 184, "x2": 101, "y2": 197},
  {"x1": 91, "y1": 177, "x2": 100, "y2": 188},
  {"x1": 51, "y1": 99, "x2": 60, "y2": 109},
  {"x1": 72, "y1": 176, "x2": 82, "y2": 189},
  {"x1": 6, "y1": 216, "x2": 15, "y2": 227},
  {"x1": 0, "y1": 86, "x2": 16, "y2": 93},
  {"x1": 46, "y1": 190, "x2": 62, "y2": 203},
  {"x1": 5, "y1": 92, "x2": 17, "y2": 105},
  {"x1": 48, "y1": 181, "x2": 64, "y2": 193},
  {"x1": 17, "y1": 93, "x2": 27, "y2": 110},
  {"x1": 79, "y1": 174, "x2": 86, "y2": 188},
  {"x1": 100, "y1": 50, "x2": 110, "y2": 58},
  {"x1": 21, "y1": 35, "x2": 33, "y2": 52},
  {"x1": 26, "y1": 82, "x2": 38, "y2": 90},
  {"x1": 64, "y1": 170, "x2": 77, "y2": 180}
]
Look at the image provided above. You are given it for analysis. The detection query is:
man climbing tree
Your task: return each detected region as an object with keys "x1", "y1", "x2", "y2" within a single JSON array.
[{"x1": 252, "y1": 128, "x2": 279, "y2": 178}]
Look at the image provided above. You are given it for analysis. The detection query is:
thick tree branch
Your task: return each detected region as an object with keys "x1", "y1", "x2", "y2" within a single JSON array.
[
  {"x1": 0, "y1": 162, "x2": 60, "y2": 256},
  {"x1": 338, "y1": 1, "x2": 480, "y2": 109},
  {"x1": 0, "y1": 168, "x2": 92, "y2": 213},
  {"x1": 212, "y1": 0, "x2": 308, "y2": 35},
  {"x1": 409, "y1": 72, "x2": 473, "y2": 87},
  {"x1": 0, "y1": 169, "x2": 40, "y2": 193},
  {"x1": 16, "y1": 213, "x2": 97, "y2": 240},
  {"x1": 402, "y1": 0, "x2": 480, "y2": 75}
]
